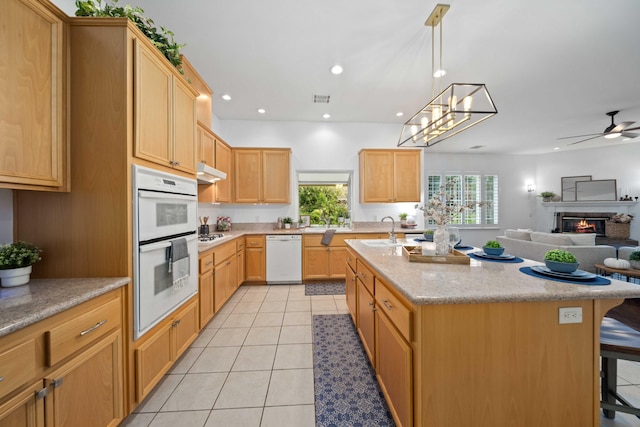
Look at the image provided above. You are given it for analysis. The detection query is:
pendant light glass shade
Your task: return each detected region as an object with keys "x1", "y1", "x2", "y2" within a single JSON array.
[{"x1": 397, "y1": 83, "x2": 497, "y2": 147}]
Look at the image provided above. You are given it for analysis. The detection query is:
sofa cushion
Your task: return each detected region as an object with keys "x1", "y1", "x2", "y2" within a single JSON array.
[
  {"x1": 530, "y1": 232, "x2": 573, "y2": 246},
  {"x1": 505, "y1": 229, "x2": 532, "y2": 241},
  {"x1": 565, "y1": 233, "x2": 596, "y2": 246}
]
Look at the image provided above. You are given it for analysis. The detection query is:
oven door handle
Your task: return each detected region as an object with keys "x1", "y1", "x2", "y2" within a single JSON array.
[
  {"x1": 138, "y1": 190, "x2": 197, "y2": 201},
  {"x1": 139, "y1": 235, "x2": 197, "y2": 253}
]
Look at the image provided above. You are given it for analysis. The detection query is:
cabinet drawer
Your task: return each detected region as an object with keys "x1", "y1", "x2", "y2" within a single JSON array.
[
  {"x1": 236, "y1": 240, "x2": 245, "y2": 251},
  {"x1": 199, "y1": 253, "x2": 214, "y2": 273},
  {"x1": 356, "y1": 259, "x2": 375, "y2": 295},
  {"x1": 245, "y1": 236, "x2": 264, "y2": 249},
  {"x1": 46, "y1": 298, "x2": 121, "y2": 366},
  {"x1": 346, "y1": 248, "x2": 357, "y2": 272},
  {"x1": 0, "y1": 340, "x2": 36, "y2": 400},
  {"x1": 375, "y1": 278, "x2": 412, "y2": 342}
]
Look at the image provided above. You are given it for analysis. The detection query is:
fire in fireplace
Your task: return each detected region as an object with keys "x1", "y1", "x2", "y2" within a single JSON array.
[{"x1": 555, "y1": 212, "x2": 615, "y2": 236}]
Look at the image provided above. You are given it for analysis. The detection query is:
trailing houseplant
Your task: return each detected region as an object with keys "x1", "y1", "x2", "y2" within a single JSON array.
[
  {"x1": 0, "y1": 241, "x2": 43, "y2": 287},
  {"x1": 75, "y1": 0, "x2": 185, "y2": 73}
]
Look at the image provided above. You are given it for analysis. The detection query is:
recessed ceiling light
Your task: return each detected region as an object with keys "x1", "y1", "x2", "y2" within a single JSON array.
[
  {"x1": 554, "y1": 147, "x2": 561, "y2": 150},
  {"x1": 433, "y1": 69, "x2": 446, "y2": 78},
  {"x1": 221, "y1": 94, "x2": 231, "y2": 101},
  {"x1": 257, "y1": 108, "x2": 266, "y2": 114},
  {"x1": 396, "y1": 112, "x2": 404, "y2": 117},
  {"x1": 323, "y1": 113, "x2": 331, "y2": 119},
  {"x1": 330, "y1": 65, "x2": 343, "y2": 75}
]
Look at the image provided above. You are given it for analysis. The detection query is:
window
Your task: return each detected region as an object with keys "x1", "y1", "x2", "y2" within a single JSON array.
[
  {"x1": 427, "y1": 173, "x2": 499, "y2": 226},
  {"x1": 297, "y1": 171, "x2": 351, "y2": 226}
]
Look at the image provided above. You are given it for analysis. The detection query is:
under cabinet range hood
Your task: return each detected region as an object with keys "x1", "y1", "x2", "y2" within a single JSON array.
[{"x1": 196, "y1": 162, "x2": 227, "y2": 184}]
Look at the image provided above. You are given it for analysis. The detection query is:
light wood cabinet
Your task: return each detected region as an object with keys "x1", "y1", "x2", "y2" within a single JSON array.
[
  {"x1": 197, "y1": 124, "x2": 215, "y2": 166},
  {"x1": 197, "y1": 135, "x2": 232, "y2": 204},
  {"x1": 198, "y1": 252, "x2": 215, "y2": 328},
  {"x1": 345, "y1": 253, "x2": 357, "y2": 325},
  {"x1": 214, "y1": 139, "x2": 232, "y2": 203},
  {"x1": 0, "y1": 0, "x2": 68, "y2": 191},
  {"x1": 134, "y1": 39, "x2": 197, "y2": 174},
  {"x1": 356, "y1": 280, "x2": 375, "y2": 364},
  {"x1": 359, "y1": 149, "x2": 421, "y2": 203},
  {"x1": 0, "y1": 288, "x2": 124, "y2": 427},
  {"x1": 213, "y1": 241, "x2": 238, "y2": 311},
  {"x1": 180, "y1": 56, "x2": 213, "y2": 126},
  {"x1": 245, "y1": 235, "x2": 266, "y2": 282},
  {"x1": 237, "y1": 240, "x2": 246, "y2": 286},
  {"x1": 302, "y1": 234, "x2": 355, "y2": 280},
  {"x1": 233, "y1": 148, "x2": 290, "y2": 203},
  {"x1": 135, "y1": 297, "x2": 198, "y2": 402}
]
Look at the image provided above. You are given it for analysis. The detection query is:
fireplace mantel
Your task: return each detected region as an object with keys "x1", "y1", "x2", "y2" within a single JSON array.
[{"x1": 542, "y1": 201, "x2": 637, "y2": 208}]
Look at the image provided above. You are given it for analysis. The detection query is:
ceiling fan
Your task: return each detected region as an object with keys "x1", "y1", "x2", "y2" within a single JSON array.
[{"x1": 558, "y1": 111, "x2": 640, "y2": 146}]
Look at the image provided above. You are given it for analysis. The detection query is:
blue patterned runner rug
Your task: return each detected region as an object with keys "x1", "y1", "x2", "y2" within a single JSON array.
[
  {"x1": 305, "y1": 282, "x2": 346, "y2": 296},
  {"x1": 312, "y1": 314, "x2": 395, "y2": 426}
]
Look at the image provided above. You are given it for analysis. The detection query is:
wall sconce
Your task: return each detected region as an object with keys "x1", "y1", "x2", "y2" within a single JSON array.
[{"x1": 526, "y1": 183, "x2": 536, "y2": 193}]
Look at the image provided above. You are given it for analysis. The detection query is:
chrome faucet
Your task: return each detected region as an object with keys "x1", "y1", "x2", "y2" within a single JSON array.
[{"x1": 381, "y1": 216, "x2": 396, "y2": 243}]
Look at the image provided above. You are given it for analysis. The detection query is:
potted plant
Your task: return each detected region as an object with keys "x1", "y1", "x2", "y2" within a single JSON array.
[
  {"x1": 0, "y1": 241, "x2": 43, "y2": 287},
  {"x1": 282, "y1": 217, "x2": 293, "y2": 229},
  {"x1": 630, "y1": 251, "x2": 640, "y2": 270},
  {"x1": 398, "y1": 213, "x2": 408, "y2": 225},
  {"x1": 539, "y1": 191, "x2": 556, "y2": 202},
  {"x1": 482, "y1": 240, "x2": 504, "y2": 256},
  {"x1": 423, "y1": 229, "x2": 435, "y2": 241},
  {"x1": 544, "y1": 249, "x2": 579, "y2": 273}
]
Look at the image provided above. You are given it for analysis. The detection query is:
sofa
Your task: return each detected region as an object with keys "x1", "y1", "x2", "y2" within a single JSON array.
[{"x1": 496, "y1": 229, "x2": 616, "y2": 273}]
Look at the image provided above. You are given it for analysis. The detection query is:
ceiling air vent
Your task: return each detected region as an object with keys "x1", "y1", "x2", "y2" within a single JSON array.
[
  {"x1": 469, "y1": 145, "x2": 485, "y2": 150},
  {"x1": 313, "y1": 95, "x2": 331, "y2": 104}
]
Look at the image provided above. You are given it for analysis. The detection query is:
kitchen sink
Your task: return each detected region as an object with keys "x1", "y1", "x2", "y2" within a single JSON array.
[{"x1": 360, "y1": 239, "x2": 403, "y2": 247}]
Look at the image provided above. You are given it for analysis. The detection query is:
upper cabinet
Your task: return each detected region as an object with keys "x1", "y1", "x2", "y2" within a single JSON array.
[
  {"x1": 133, "y1": 39, "x2": 197, "y2": 174},
  {"x1": 198, "y1": 130, "x2": 232, "y2": 204},
  {"x1": 0, "y1": 0, "x2": 68, "y2": 191},
  {"x1": 233, "y1": 148, "x2": 290, "y2": 203},
  {"x1": 181, "y1": 56, "x2": 213, "y2": 126},
  {"x1": 359, "y1": 149, "x2": 421, "y2": 203}
]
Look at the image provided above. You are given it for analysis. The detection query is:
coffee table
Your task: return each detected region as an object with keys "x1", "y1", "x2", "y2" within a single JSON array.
[{"x1": 595, "y1": 264, "x2": 640, "y2": 283}]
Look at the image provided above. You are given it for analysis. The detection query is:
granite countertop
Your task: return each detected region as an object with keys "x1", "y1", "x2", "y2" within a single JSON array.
[
  {"x1": 346, "y1": 239, "x2": 640, "y2": 306},
  {"x1": 198, "y1": 227, "x2": 427, "y2": 252},
  {"x1": 0, "y1": 277, "x2": 130, "y2": 338}
]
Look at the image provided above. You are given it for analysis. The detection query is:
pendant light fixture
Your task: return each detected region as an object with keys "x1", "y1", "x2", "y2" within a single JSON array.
[{"x1": 397, "y1": 4, "x2": 497, "y2": 148}]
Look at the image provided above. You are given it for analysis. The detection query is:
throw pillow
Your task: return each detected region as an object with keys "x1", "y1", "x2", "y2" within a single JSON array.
[
  {"x1": 505, "y1": 229, "x2": 532, "y2": 241},
  {"x1": 530, "y1": 232, "x2": 573, "y2": 246},
  {"x1": 565, "y1": 233, "x2": 596, "y2": 246}
]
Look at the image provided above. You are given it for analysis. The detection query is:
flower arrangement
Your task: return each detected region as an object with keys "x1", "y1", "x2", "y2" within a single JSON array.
[
  {"x1": 415, "y1": 179, "x2": 486, "y2": 226},
  {"x1": 0, "y1": 241, "x2": 42, "y2": 270}
]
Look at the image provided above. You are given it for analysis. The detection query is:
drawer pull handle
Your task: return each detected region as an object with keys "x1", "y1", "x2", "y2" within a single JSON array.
[
  {"x1": 382, "y1": 300, "x2": 393, "y2": 311},
  {"x1": 0, "y1": 376, "x2": 4, "y2": 382},
  {"x1": 80, "y1": 319, "x2": 107, "y2": 336}
]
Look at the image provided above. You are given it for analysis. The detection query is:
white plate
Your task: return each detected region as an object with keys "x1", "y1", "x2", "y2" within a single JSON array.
[
  {"x1": 473, "y1": 251, "x2": 515, "y2": 260},
  {"x1": 531, "y1": 265, "x2": 596, "y2": 280}
]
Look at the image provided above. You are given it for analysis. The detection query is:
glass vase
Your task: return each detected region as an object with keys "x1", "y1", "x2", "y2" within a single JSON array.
[{"x1": 433, "y1": 225, "x2": 449, "y2": 255}]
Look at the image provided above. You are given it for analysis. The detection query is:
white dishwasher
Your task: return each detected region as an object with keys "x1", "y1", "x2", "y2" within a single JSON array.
[{"x1": 266, "y1": 235, "x2": 302, "y2": 284}]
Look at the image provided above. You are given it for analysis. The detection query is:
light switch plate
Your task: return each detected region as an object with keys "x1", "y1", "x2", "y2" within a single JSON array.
[{"x1": 559, "y1": 307, "x2": 582, "y2": 324}]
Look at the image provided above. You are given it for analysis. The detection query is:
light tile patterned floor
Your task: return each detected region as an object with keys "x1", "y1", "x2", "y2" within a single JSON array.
[
  {"x1": 120, "y1": 284, "x2": 640, "y2": 427},
  {"x1": 121, "y1": 284, "x2": 347, "y2": 427}
]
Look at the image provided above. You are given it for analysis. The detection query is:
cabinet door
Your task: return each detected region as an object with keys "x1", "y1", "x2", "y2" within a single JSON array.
[
  {"x1": 225, "y1": 256, "x2": 237, "y2": 300},
  {"x1": 214, "y1": 261, "x2": 228, "y2": 312},
  {"x1": 356, "y1": 281, "x2": 375, "y2": 365},
  {"x1": 199, "y1": 268, "x2": 214, "y2": 328},
  {"x1": 0, "y1": 381, "x2": 44, "y2": 427},
  {"x1": 233, "y1": 149, "x2": 262, "y2": 202},
  {"x1": 198, "y1": 125, "x2": 215, "y2": 165},
  {"x1": 134, "y1": 39, "x2": 172, "y2": 167},
  {"x1": 393, "y1": 151, "x2": 421, "y2": 202},
  {"x1": 345, "y1": 264, "x2": 357, "y2": 325},
  {"x1": 262, "y1": 150, "x2": 290, "y2": 203},
  {"x1": 172, "y1": 77, "x2": 197, "y2": 174},
  {"x1": 303, "y1": 247, "x2": 330, "y2": 280},
  {"x1": 45, "y1": 331, "x2": 123, "y2": 427},
  {"x1": 173, "y1": 300, "x2": 199, "y2": 357},
  {"x1": 359, "y1": 151, "x2": 394, "y2": 202},
  {"x1": 1, "y1": 0, "x2": 66, "y2": 189},
  {"x1": 135, "y1": 323, "x2": 172, "y2": 401},
  {"x1": 237, "y1": 249, "x2": 246, "y2": 286},
  {"x1": 328, "y1": 247, "x2": 348, "y2": 279},
  {"x1": 375, "y1": 310, "x2": 412, "y2": 427},
  {"x1": 245, "y1": 248, "x2": 265, "y2": 282},
  {"x1": 214, "y1": 140, "x2": 231, "y2": 203}
]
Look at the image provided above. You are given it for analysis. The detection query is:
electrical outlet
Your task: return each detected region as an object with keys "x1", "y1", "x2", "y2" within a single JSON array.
[{"x1": 559, "y1": 307, "x2": 582, "y2": 324}]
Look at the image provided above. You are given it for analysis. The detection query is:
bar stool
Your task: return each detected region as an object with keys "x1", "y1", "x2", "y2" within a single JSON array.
[{"x1": 600, "y1": 316, "x2": 640, "y2": 419}]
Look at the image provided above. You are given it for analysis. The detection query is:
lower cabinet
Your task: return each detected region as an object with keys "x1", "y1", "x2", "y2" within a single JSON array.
[
  {"x1": 245, "y1": 235, "x2": 266, "y2": 282},
  {"x1": 345, "y1": 259, "x2": 357, "y2": 325},
  {"x1": 356, "y1": 280, "x2": 375, "y2": 364},
  {"x1": 135, "y1": 298, "x2": 198, "y2": 401},
  {"x1": 45, "y1": 331, "x2": 123, "y2": 427},
  {"x1": 198, "y1": 252, "x2": 215, "y2": 328},
  {"x1": 213, "y1": 241, "x2": 237, "y2": 311},
  {"x1": 302, "y1": 234, "x2": 355, "y2": 280},
  {"x1": 0, "y1": 381, "x2": 44, "y2": 427}
]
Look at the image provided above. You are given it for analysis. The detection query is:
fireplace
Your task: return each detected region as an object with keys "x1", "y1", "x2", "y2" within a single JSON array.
[{"x1": 555, "y1": 212, "x2": 615, "y2": 236}]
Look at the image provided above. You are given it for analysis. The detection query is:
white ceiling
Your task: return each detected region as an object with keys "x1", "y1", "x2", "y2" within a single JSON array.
[{"x1": 55, "y1": 0, "x2": 640, "y2": 154}]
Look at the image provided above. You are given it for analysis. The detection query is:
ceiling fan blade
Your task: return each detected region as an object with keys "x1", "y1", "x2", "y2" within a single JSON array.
[
  {"x1": 567, "y1": 135, "x2": 602, "y2": 146},
  {"x1": 621, "y1": 132, "x2": 638, "y2": 138},
  {"x1": 557, "y1": 132, "x2": 602, "y2": 140},
  {"x1": 622, "y1": 126, "x2": 640, "y2": 132},
  {"x1": 610, "y1": 121, "x2": 635, "y2": 133}
]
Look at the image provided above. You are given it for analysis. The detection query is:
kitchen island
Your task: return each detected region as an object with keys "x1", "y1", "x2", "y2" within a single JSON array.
[{"x1": 345, "y1": 239, "x2": 640, "y2": 427}]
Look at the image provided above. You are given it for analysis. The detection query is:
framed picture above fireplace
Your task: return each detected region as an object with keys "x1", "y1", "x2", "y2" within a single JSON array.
[
  {"x1": 575, "y1": 179, "x2": 617, "y2": 201},
  {"x1": 561, "y1": 175, "x2": 591, "y2": 202}
]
